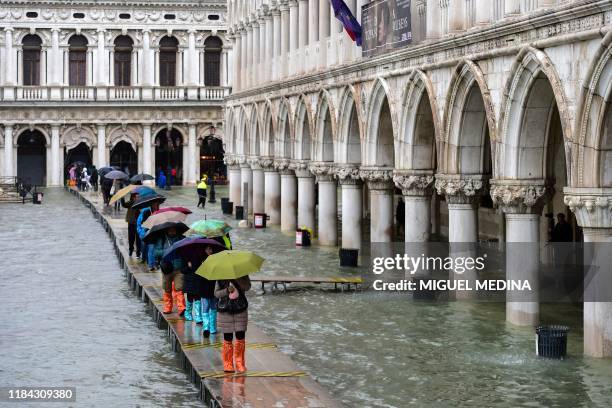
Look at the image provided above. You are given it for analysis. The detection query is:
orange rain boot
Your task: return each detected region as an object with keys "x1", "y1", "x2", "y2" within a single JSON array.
[
  {"x1": 222, "y1": 341, "x2": 234, "y2": 373},
  {"x1": 175, "y1": 290, "x2": 186, "y2": 316},
  {"x1": 234, "y1": 339, "x2": 247, "y2": 373},
  {"x1": 162, "y1": 291, "x2": 173, "y2": 314}
]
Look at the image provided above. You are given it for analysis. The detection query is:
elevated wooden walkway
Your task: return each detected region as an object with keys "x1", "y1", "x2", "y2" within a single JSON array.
[
  {"x1": 69, "y1": 188, "x2": 343, "y2": 408},
  {"x1": 252, "y1": 276, "x2": 363, "y2": 292}
]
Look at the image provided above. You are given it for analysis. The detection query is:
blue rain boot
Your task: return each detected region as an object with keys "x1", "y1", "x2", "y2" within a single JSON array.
[
  {"x1": 184, "y1": 298, "x2": 193, "y2": 321},
  {"x1": 209, "y1": 309, "x2": 218, "y2": 335},
  {"x1": 202, "y1": 306, "x2": 210, "y2": 338},
  {"x1": 193, "y1": 300, "x2": 203, "y2": 324}
]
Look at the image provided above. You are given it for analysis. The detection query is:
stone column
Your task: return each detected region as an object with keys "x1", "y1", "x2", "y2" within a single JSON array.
[
  {"x1": 564, "y1": 188, "x2": 612, "y2": 357},
  {"x1": 187, "y1": 30, "x2": 198, "y2": 85},
  {"x1": 318, "y1": 0, "x2": 330, "y2": 68},
  {"x1": 187, "y1": 124, "x2": 197, "y2": 185},
  {"x1": 277, "y1": 159, "x2": 297, "y2": 232},
  {"x1": 249, "y1": 158, "x2": 265, "y2": 214},
  {"x1": 142, "y1": 30, "x2": 154, "y2": 88},
  {"x1": 258, "y1": 17, "x2": 267, "y2": 82},
  {"x1": 297, "y1": 0, "x2": 308, "y2": 72},
  {"x1": 96, "y1": 29, "x2": 107, "y2": 85},
  {"x1": 4, "y1": 29, "x2": 15, "y2": 87},
  {"x1": 474, "y1": 0, "x2": 491, "y2": 26},
  {"x1": 448, "y1": 0, "x2": 466, "y2": 33},
  {"x1": 142, "y1": 124, "x2": 152, "y2": 177},
  {"x1": 233, "y1": 33, "x2": 242, "y2": 91},
  {"x1": 504, "y1": 0, "x2": 520, "y2": 16},
  {"x1": 265, "y1": 14, "x2": 274, "y2": 82},
  {"x1": 245, "y1": 26, "x2": 253, "y2": 88},
  {"x1": 491, "y1": 180, "x2": 550, "y2": 327},
  {"x1": 272, "y1": 9, "x2": 282, "y2": 80},
  {"x1": 50, "y1": 125, "x2": 61, "y2": 186},
  {"x1": 96, "y1": 125, "x2": 106, "y2": 167},
  {"x1": 293, "y1": 161, "x2": 316, "y2": 231},
  {"x1": 436, "y1": 174, "x2": 488, "y2": 299},
  {"x1": 251, "y1": 22, "x2": 259, "y2": 86},
  {"x1": 337, "y1": 166, "x2": 363, "y2": 250},
  {"x1": 280, "y1": 4, "x2": 290, "y2": 78},
  {"x1": 394, "y1": 171, "x2": 435, "y2": 242},
  {"x1": 50, "y1": 29, "x2": 61, "y2": 85},
  {"x1": 263, "y1": 158, "x2": 281, "y2": 225},
  {"x1": 361, "y1": 168, "x2": 395, "y2": 243},
  {"x1": 240, "y1": 159, "x2": 253, "y2": 215},
  {"x1": 3, "y1": 125, "x2": 14, "y2": 178},
  {"x1": 308, "y1": 0, "x2": 319, "y2": 45},
  {"x1": 310, "y1": 162, "x2": 337, "y2": 246},
  {"x1": 240, "y1": 29, "x2": 248, "y2": 89},
  {"x1": 226, "y1": 156, "x2": 242, "y2": 208}
]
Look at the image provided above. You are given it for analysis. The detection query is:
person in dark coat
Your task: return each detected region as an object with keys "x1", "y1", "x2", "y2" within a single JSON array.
[
  {"x1": 90, "y1": 166, "x2": 98, "y2": 192},
  {"x1": 551, "y1": 213, "x2": 573, "y2": 242},
  {"x1": 121, "y1": 192, "x2": 141, "y2": 257},
  {"x1": 101, "y1": 176, "x2": 113, "y2": 205},
  {"x1": 396, "y1": 197, "x2": 405, "y2": 237}
]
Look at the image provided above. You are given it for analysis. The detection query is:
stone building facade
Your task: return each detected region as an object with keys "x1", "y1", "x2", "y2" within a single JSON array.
[
  {"x1": 0, "y1": 0, "x2": 230, "y2": 186},
  {"x1": 225, "y1": 0, "x2": 612, "y2": 357}
]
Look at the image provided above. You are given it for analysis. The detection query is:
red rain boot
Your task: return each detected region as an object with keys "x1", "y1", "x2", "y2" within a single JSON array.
[
  {"x1": 162, "y1": 291, "x2": 173, "y2": 314},
  {"x1": 234, "y1": 339, "x2": 247, "y2": 373},
  {"x1": 222, "y1": 341, "x2": 234, "y2": 373},
  {"x1": 174, "y1": 290, "x2": 186, "y2": 316}
]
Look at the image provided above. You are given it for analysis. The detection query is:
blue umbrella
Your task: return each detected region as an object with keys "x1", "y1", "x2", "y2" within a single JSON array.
[
  {"x1": 133, "y1": 186, "x2": 156, "y2": 196},
  {"x1": 162, "y1": 237, "x2": 226, "y2": 263}
]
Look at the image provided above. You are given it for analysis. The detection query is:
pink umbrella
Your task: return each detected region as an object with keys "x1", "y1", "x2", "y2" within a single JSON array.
[{"x1": 153, "y1": 206, "x2": 192, "y2": 215}]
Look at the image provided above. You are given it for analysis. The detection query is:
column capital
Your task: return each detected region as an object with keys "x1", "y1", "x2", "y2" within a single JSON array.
[
  {"x1": 309, "y1": 161, "x2": 335, "y2": 182},
  {"x1": 274, "y1": 158, "x2": 294, "y2": 175},
  {"x1": 96, "y1": 124, "x2": 106, "y2": 131},
  {"x1": 335, "y1": 164, "x2": 362, "y2": 186},
  {"x1": 260, "y1": 157, "x2": 277, "y2": 171},
  {"x1": 4, "y1": 27, "x2": 14, "y2": 33},
  {"x1": 490, "y1": 179, "x2": 551, "y2": 214},
  {"x1": 290, "y1": 160, "x2": 312, "y2": 178},
  {"x1": 393, "y1": 170, "x2": 435, "y2": 196},
  {"x1": 564, "y1": 187, "x2": 612, "y2": 229},
  {"x1": 247, "y1": 157, "x2": 262, "y2": 170},
  {"x1": 360, "y1": 167, "x2": 394, "y2": 190},
  {"x1": 435, "y1": 174, "x2": 489, "y2": 205}
]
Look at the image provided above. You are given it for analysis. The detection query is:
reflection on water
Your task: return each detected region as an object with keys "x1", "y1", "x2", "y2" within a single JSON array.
[
  {"x1": 0, "y1": 189, "x2": 198, "y2": 407},
  {"x1": 1, "y1": 187, "x2": 611, "y2": 408},
  {"x1": 169, "y1": 187, "x2": 612, "y2": 408}
]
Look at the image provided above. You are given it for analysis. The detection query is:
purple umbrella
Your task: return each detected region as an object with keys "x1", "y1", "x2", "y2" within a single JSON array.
[{"x1": 162, "y1": 237, "x2": 225, "y2": 263}]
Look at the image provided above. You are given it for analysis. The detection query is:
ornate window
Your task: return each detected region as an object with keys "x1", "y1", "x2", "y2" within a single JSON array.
[
  {"x1": 68, "y1": 35, "x2": 88, "y2": 86},
  {"x1": 114, "y1": 36, "x2": 133, "y2": 86},
  {"x1": 159, "y1": 36, "x2": 178, "y2": 86},
  {"x1": 22, "y1": 34, "x2": 42, "y2": 86},
  {"x1": 204, "y1": 36, "x2": 222, "y2": 86}
]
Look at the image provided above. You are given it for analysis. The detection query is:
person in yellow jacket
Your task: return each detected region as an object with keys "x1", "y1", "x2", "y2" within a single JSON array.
[{"x1": 197, "y1": 175, "x2": 208, "y2": 208}]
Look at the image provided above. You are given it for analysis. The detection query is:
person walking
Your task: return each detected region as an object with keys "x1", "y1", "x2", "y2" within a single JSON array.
[
  {"x1": 101, "y1": 176, "x2": 113, "y2": 205},
  {"x1": 395, "y1": 197, "x2": 405, "y2": 237},
  {"x1": 215, "y1": 276, "x2": 251, "y2": 373},
  {"x1": 156, "y1": 227, "x2": 186, "y2": 315},
  {"x1": 137, "y1": 200, "x2": 161, "y2": 270},
  {"x1": 196, "y1": 176, "x2": 208, "y2": 208},
  {"x1": 122, "y1": 192, "x2": 141, "y2": 257},
  {"x1": 90, "y1": 166, "x2": 98, "y2": 192}
]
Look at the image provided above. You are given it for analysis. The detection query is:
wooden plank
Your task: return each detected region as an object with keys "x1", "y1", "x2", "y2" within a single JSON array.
[{"x1": 252, "y1": 276, "x2": 363, "y2": 284}]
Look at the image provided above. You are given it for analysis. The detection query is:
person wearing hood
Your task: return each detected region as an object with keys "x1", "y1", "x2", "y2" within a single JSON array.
[
  {"x1": 136, "y1": 200, "x2": 161, "y2": 270},
  {"x1": 196, "y1": 176, "x2": 208, "y2": 208},
  {"x1": 156, "y1": 227, "x2": 186, "y2": 315},
  {"x1": 122, "y1": 192, "x2": 141, "y2": 257}
]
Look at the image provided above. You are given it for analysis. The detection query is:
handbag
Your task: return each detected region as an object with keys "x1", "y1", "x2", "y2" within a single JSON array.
[{"x1": 217, "y1": 281, "x2": 248, "y2": 314}]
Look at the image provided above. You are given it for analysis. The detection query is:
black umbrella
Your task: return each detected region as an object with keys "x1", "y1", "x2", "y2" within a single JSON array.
[
  {"x1": 131, "y1": 173, "x2": 155, "y2": 182},
  {"x1": 131, "y1": 193, "x2": 166, "y2": 209},
  {"x1": 143, "y1": 221, "x2": 189, "y2": 244},
  {"x1": 104, "y1": 170, "x2": 129, "y2": 180},
  {"x1": 98, "y1": 166, "x2": 117, "y2": 176}
]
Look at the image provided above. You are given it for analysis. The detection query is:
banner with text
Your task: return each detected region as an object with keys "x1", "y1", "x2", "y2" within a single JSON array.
[{"x1": 362, "y1": 0, "x2": 412, "y2": 57}]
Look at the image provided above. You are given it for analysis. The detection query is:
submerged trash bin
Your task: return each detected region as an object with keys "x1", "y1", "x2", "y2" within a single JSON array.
[
  {"x1": 32, "y1": 191, "x2": 44, "y2": 205},
  {"x1": 221, "y1": 197, "x2": 230, "y2": 213},
  {"x1": 235, "y1": 206, "x2": 244, "y2": 220},
  {"x1": 339, "y1": 248, "x2": 358, "y2": 267},
  {"x1": 536, "y1": 325, "x2": 569, "y2": 359},
  {"x1": 254, "y1": 213, "x2": 267, "y2": 228},
  {"x1": 296, "y1": 229, "x2": 311, "y2": 247}
]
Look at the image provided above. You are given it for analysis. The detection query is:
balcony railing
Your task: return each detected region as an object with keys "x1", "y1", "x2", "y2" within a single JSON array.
[{"x1": 1, "y1": 85, "x2": 231, "y2": 103}]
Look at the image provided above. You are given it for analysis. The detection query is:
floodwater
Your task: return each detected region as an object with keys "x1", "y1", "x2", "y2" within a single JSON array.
[
  {"x1": 1, "y1": 187, "x2": 611, "y2": 408},
  {"x1": 0, "y1": 189, "x2": 198, "y2": 407}
]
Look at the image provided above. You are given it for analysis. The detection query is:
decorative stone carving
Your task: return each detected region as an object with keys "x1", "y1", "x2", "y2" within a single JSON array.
[
  {"x1": 259, "y1": 157, "x2": 276, "y2": 171},
  {"x1": 335, "y1": 165, "x2": 362, "y2": 185},
  {"x1": 224, "y1": 154, "x2": 240, "y2": 169},
  {"x1": 360, "y1": 167, "x2": 394, "y2": 190},
  {"x1": 435, "y1": 174, "x2": 488, "y2": 205},
  {"x1": 290, "y1": 160, "x2": 312, "y2": 178},
  {"x1": 393, "y1": 170, "x2": 435, "y2": 196},
  {"x1": 564, "y1": 188, "x2": 612, "y2": 229},
  {"x1": 274, "y1": 158, "x2": 293, "y2": 175},
  {"x1": 490, "y1": 179, "x2": 552, "y2": 214},
  {"x1": 309, "y1": 162, "x2": 335, "y2": 182},
  {"x1": 247, "y1": 157, "x2": 261, "y2": 170}
]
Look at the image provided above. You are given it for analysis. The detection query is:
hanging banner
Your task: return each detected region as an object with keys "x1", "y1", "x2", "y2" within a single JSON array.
[{"x1": 362, "y1": 0, "x2": 412, "y2": 58}]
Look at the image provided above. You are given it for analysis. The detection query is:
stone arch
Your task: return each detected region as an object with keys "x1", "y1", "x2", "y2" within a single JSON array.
[
  {"x1": 277, "y1": 98, "x2": 293, "y2": 159},
  {"x1": 109, "y1": 31, "x2": 140, "y2": 47},
  {"x1": 249, "y1": 103, "x2": 261, "y2": 156},
  {"x1": 575, "y1": 32, "x2": 612, "y2": 188},
  {"x1": 261, "y1": 100, "x2": 275, "y2": 157},
  {"x1": 225, "y1": 107, "x2": 236, "y2": 153},
  {"x1": 61, "y1": 125, "x2": 95, "y2": 151},
  {"x1": 107, "y1": 124, "x2": 140, "y2": 151},
  {"x1": 314, "y1": 91, "x2": 336, "y2": 162},
  {"x1": 294, "y1": 95, "x2": 313, "y2": 161},
  {"x1": 399, "y1": 70, "x2": 440, "y2": 170},
  {"x1": 365, "y1": 78, "x2": 396, "y2": 167},
  {"x1": 442, "y1": 61, "x2": 495, "y2": 175},
  {"x1": 16, "y1": 126, "x2": 50, "y2": 147},
  {"x1": 336, "y1": 86, "x2": 363, "y2": 165},
  {"x1": 236, "y1": 105, "x2": 249, "y2": 156},
  {"x1": 498, "y1": 47, "x2": 572, "y2": 180}
]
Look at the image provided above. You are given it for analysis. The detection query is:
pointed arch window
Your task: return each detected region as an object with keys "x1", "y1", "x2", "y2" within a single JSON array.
[
  {"x1": 68, "y1": 35, "x2": 88, "y2": 86},
  {"x1": 114, "y1": 35, "x2": 133, "y2": 86}
]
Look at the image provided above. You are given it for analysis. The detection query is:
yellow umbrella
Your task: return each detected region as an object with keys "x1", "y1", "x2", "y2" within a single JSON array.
[
  {"x1": 196, "y1": 251, "x2": 264, "y2": 280},
  {"x1": 109, "y1": 184, "x2": 139, "y2": 205}
]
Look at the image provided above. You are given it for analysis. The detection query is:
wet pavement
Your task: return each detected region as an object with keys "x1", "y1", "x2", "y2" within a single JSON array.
[{"x1": 1, "y1": 186, "x2": 611, "y2": 407}]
